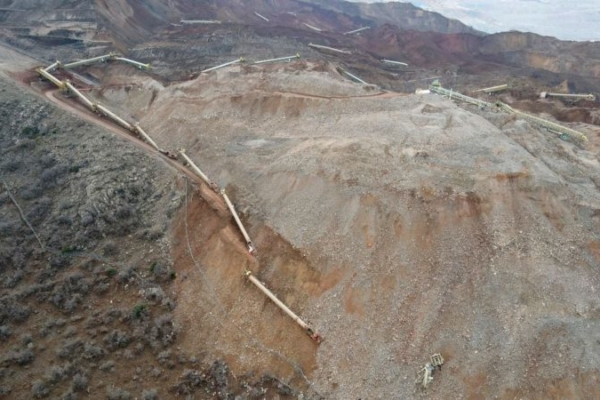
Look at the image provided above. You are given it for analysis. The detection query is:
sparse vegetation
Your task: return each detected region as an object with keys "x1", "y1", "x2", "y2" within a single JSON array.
[
  {"x1": 0, "y1": 325, "x2": 11, "y2": 341},
  {"x1": 104, "y1": 329, "x2": 130, "y2": 350},
  {"x1": 21, "y1": 126, "x2": 40, "y2": 137},
  {"x1": 106, "y1": 386, "x2": 131, "y2": 400},
  {"x1": 71, "y1": 372, "x2": 88, "y2": 392},
  {"x1": 132, "y1": 303, "x2": 147, "y2": 319},
  {"x1": 61, "y1": 245, "x2": 78, "y2": 255},
  {"x1": 141, "y1": 388, "x2": 158, "y2": 400},
  {"x1": 99, "y1": 359, "x2": 115, "y2": 372},
  {"x1": 3, "y1": 349, "x2": 35, "y2": 366},
  {"x1": 31, "y1": 379, "x2": 49, "y2": 398}
]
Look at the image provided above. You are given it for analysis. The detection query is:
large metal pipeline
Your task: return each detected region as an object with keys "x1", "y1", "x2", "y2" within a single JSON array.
[
  {"x1": 303, "y1": 23, "x2": 322, "y2": 32},
  {"x1": 178, "y1": 150, "x2": 219, "y2": 192},
  {"x1": 201, "y1": 58, "x2": 245, "y2": 73},
  {"x1": 35, "y1": 67, "x2": 65, "y2": 89},
  {"x1": 382, "y1": 58, "x2": 408, "y2": 67},
  {"x1": 254, "y1": 11, "x2": 269, "y2": 22},
  {"x1": 245, "y1": 270, "x2": 323, "y2": 343},
  {"x1": 475, "y1": 84, "x2": 508, "y2": 94},
  {"x1": 221, "y1": 191, "x2": 256, "y2": 255},
  {"x1": 113, "y1": 57, "x2": 151, "y2": 71},
  {"x1": 429, "y1": 81, "x2": 491, "y2": 109},
  {"x1": 340, "y1": 69, "x2": 368, "y2": 85},
  {"x1": 495, "y1": 101, "x2": 588, "y2": 143},
  {"x1": 344, "y1": 26, "x2": 369, "y2": 35},
  {"x1": 133, "y1": 124, "x2": 160, "y2": 151},
  {"x1": 430, "y1": 80, "x2": 589, "y2": 145},
  {"x1": 308, "y1": 43, "x2": 351, "y2": 55},
  {"x1": 181, "y1": 19, "x2": 221, "y2": 24},
  {"x1": 44, "y1": 61, "x2": 61, "y2": 72},
  {"x1": 540, "y1": 92, "x2": 595, "y2": 101},
  {"x1": 95, "y1": 104, "x2": 134, "y2": 131},
  {"x1": 253, "y1": 54, "x2": 300, "y2": 65},
  {"x1": 64, "y1": 81, "x2": 96, "y2": 111},
  {"x1": 62, "y1": 53, "x2": 117, "y2": 69}
]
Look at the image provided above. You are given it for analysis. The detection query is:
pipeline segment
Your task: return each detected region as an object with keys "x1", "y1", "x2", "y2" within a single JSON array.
[
  {"x1": 308, "y1": 43, "x2": 351, "y2": 55},
  {"x1": 382, "y1": 58, "x2": 408, "y2": 67},
  {"x1": 253, "y1": 54, "x2": 300, "y2": 65},
  {"x1": 303, "y1": 23, "x2": 322, "y2": 32},
  {"x1": 44, "y1": 60, "x2": 61, "y2": 72},
  {"x1": 95, "y1": 104, "x2": 135, "y2": 131},
  {"x1": 475, "y1": 84, "x2": 508, "y2": 94},
  {"x1": 540, "y1": 92, "x2": 595, "y2": 101},
  {"x1": 41, "y1": 62, "x2": 175, "y2": 158},
  {"x1": 254, "y1": 11, "x2": 269, "y2": 22},
  {"x1": 429, "y1": 80, "x2": 491, "y2": 109},
  {"x1": 201, "y1": 58, "x2": 245, "y2": 73},
  {"x1": 344, "y1": 26, "x2": 370, "y2": 35},
  {"x1": 64, "y1": 80, "x2": 96, "y2": 111},
  {"x1": 245, "y1": 270, "x2": 323, "y2": 343},
  {"x1": 178, "y1": 150, "x2": 220, "y2": 192},
  {"x1": 430, "y1": 81, "x2": 587, "y2": 143},
  {"x1": 495, "y1": 101, "x2": 588, "y2": 143},
  {"x1": 62, "y1": 53, "x2": 117, "y2": 69},
  {"x1": 340, "y1": 68, "x2": 368, "y2": 85},
  {"x1": 133, "y1": 124, "x2": 161, "y2": 151},
  {"x1": 35, "y1": 67, "x2": 65, "y2": 89},
  {"x1": 181, "y1": 19, "x2": 221, "y2": 24},
  {"x1": 221, "y1": 191, "x2": 256, "y2": 255},
  {"x1": 113, "y1": 57, "x2": 151, "y2": 71}
]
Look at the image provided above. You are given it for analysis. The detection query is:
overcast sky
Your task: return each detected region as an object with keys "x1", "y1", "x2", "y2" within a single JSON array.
[{"x1": 350, "y1": 0, "x2": 600, "y2": 41}]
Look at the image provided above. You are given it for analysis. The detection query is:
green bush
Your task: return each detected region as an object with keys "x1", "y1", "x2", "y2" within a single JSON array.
[
  {"x1": 21, "y1": 126, "x2": 40, "y2": 137},
  {"x1": 61, "y1": 245, "x2": 77, "y2": 255},
  {"x1": 132, "y1": 303, "x2": 147, "y2": 319}
]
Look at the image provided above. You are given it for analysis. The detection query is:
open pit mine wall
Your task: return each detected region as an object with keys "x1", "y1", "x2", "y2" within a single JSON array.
[{"x1": 34, "y1": 59, "x2": 323, "y2": 344}]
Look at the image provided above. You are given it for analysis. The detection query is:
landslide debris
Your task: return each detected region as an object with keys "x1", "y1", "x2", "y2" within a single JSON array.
[{"x1": 90, "y1": 62, "x2": 600, "y2": 398}]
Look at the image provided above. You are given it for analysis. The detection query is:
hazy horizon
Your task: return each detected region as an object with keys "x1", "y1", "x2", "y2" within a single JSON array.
[{"x1": 349, "y1": 0, "x2": 600, "y2": 41}]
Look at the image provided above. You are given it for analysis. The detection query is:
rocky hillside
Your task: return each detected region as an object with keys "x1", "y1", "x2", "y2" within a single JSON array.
[
  {"x1": 0, "y1": 0, "x2": 475, "y2": 50},
  {"x1": 0, "y1": 73, "x2": 309, "y2": 399}
]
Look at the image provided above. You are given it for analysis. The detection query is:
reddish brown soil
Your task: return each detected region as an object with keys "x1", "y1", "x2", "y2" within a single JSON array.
[{"x1": 169, "y1": 181, "x2": 326, "y2": 391}]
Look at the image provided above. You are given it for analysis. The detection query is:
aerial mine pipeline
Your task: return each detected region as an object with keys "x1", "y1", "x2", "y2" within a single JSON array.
[
  {"x1": 34, "y1": 54, "x2": 324, "y2": 344},
  {"x1": 429, "y1": 80, "x2": 588, "y2": 144}
]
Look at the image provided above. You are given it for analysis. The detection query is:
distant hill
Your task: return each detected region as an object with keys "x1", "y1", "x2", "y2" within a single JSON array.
[{"x1": 348, "y1": 0, "x2": 600, "y2": 41}]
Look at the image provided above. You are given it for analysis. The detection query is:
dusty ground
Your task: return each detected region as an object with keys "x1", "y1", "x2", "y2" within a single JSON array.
[{"x1": 74, "y1": 59, "x2": 600, "y2": 399}]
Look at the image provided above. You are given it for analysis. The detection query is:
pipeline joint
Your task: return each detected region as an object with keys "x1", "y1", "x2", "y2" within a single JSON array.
[
  {"x1": 307, "y1": 328, "x2": 324, "y2": 344},
  {"x1": 159, "y1": 149, "x2": 178, "y2": 160},
  {"x1": 247, "y1": 241, "x2": 257, "y2": 256}
]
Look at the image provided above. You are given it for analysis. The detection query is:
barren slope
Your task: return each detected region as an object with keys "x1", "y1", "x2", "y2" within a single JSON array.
[{"x1": 89, "y1": 61, "x2": 600, "y2": 398}]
